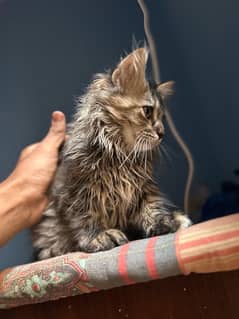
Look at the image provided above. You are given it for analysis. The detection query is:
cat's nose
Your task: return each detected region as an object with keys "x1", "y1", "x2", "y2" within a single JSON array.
[
  {"x1": 154, "y1": 123, "x2": 165, "y2": 139},
  {"x1": 156, "y1": 129, "x2": 164, "y2": 139}
]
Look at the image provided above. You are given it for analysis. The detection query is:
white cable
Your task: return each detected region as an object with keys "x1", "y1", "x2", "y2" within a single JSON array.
[{"x1": 137, "y1": 0, "x2": 195, "y2": 213}]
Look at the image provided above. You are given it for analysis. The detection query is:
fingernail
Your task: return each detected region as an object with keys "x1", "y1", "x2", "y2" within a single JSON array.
[{"x1": 52, "y1": 111, "x2": 64, "y2": 122}]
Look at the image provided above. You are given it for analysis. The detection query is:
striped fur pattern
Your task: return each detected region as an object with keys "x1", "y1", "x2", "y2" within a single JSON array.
[{"x1": 32, "y1": 48, "x2": 191, "y2": 259}]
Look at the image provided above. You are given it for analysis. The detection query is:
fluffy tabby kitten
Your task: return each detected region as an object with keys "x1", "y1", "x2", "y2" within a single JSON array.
[{"x1": 32, "y1": 47, "x2": 191, "y2": 260}]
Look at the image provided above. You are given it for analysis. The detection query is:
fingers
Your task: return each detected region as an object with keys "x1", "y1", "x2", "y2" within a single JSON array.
[
  {"x1": 42, "y1": 111, "x2": 66, "y2": 150},
  {"x1": 28, "y1": 196, "x2": 49, "y2": 227},
  {"x1": 18, "y1": 112, "x2": 66, "y2": 164}
]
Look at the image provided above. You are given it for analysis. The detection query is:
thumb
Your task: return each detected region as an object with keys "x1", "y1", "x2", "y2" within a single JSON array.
[
  {"x1": 19, "y1": 143, "x2": 39, "y2": 162},
  {"x1": 42, "y1": 111, "x2": 66, "y2": 149}
]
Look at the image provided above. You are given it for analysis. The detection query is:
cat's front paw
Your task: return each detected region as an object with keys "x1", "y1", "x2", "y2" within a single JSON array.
[
  {"x1": 145, "y1": 214, "x2": 177, "y2": 237},
  {"x1": 85, "y1": 229, "x2": 128, "y2": 253},
  {"x1": 174, "y1": 211, "x2": 192, "y2": 229},
  {"x1": 145, "y1": 212, "x2": 192, "y2": 237}
]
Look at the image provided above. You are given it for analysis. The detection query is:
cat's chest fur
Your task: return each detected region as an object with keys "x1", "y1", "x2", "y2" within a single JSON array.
[
  {"x1": 92, "y1": 165, "x2": 143, "y2": 210},
  {"x1": 56, "y1": 156, "x2": 146, "y2": 230}
]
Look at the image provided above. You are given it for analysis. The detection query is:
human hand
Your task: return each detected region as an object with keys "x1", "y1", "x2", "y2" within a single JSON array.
[{"x1": 0, "y1": 111, "x2": 66, "y2": 245}]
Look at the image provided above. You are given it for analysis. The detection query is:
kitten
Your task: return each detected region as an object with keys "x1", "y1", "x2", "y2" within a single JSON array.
[{"x1": 32, "y1": 47, "x2": 191, "y2": 260}]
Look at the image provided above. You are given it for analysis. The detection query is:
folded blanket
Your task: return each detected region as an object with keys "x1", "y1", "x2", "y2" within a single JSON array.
[{"x1": 0, "y1": 213, "x2": 238, "y2": 309}]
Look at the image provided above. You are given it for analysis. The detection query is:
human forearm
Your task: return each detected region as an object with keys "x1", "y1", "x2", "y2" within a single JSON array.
[
  {"x1": 0, "y1": 177, "x2": 47, "y2": 246},
  {"x1": 0, "y1": 177, "x2": 28, "y2": 246}
]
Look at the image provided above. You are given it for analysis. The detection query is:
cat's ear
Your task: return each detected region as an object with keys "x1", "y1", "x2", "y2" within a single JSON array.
[
  {"x1": 112, "y1": 48, "x2": 148, "y2": 95},
  {"x1": 156, "y1": 81, "x2": 175, "y2": 99}
]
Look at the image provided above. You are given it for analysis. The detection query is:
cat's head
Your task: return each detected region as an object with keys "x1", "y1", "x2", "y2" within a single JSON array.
[{"x1": 89, "y1": 47, "x2": 174, "y2": 155}]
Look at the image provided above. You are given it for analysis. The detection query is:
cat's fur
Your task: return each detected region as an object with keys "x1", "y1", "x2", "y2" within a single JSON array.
[{"x1": 32, "y1": 48, "x2": 191, "y2": 260}]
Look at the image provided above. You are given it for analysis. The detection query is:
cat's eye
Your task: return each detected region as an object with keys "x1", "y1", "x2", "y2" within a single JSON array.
[{"x1": 143, "y1": 106, "x2": 153, "y2": 119}]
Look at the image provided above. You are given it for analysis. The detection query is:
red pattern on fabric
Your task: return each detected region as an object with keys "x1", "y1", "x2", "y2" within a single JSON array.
[
  {"x1": 175, "y1": 231, "x2": 188, "y2": 275},
  {"x1": 64, "y1": 256, "x2": 88, "y2": 281},
  {"x1": 145, "y1": 237, "x2": 160, "y2": 279},
  {"x1": 176, "y1": 214, "x2": 239, "y2": 274},
  {"x1": 179, "y1": 229, "x2": 239, "y2": 250},
  {"x1": 182, "y1": 245, "x2": 239, "y2": 264},
  {"x1": 118, "y1": 244, "x2": 135, "y2": 285}
]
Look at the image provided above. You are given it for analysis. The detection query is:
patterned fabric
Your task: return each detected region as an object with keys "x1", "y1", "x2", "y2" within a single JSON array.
[
  {"x1": 86, "y1": 233, "x2": 179, "y2": 289},
  {"x1": 176, "y1": 214, "x2": 239, "y2": 274},
  {"x1": 0, "y1": 214, "x2": 238, "y2": 309}
]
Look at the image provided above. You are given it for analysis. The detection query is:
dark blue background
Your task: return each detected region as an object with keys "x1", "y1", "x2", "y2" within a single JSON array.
[{"x1": 1, "y1": 0, "x2": 239, "y2": 268}]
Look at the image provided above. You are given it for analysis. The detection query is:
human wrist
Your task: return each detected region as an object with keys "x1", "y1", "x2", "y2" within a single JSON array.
[
  {"x1": 4, "y1": 170, "x2": 41, "y2": 204},
  {"x1": 0, "y1": 177, "x2": 29, "y2": 246},
  {"x1": 1, "y1": 174, "x2": 31, "y2": 204}
]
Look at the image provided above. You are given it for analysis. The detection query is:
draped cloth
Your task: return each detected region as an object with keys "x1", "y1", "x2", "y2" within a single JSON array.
[{"x1": 0, "y1": 214, "x2": 238, "y2": 309}]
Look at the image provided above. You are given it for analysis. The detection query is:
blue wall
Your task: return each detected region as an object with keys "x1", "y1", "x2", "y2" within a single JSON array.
[
  {"x1": 1, "y1": 0, "x2": 239, "y2": 267},
  {"x1": 152, "y1": 0, "x2": 239, "y2": 196}
]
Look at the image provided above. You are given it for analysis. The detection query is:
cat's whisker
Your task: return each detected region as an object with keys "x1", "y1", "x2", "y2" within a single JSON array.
[
  {"x1": 160, "y1": 144, "x2": 173, "y2": 165},
  {"x1": 146, "y1": 142, "x2": 150, "y2": 171},
  {"x1": 138, "y1": 141, "x2": 144, "y2": 166},
  {"x1": 137, "y1": 139, "x2": 147, "y2": 172},
  {"x1": 132, "y1": 147, "x2": 138, "y2": 165},
  {"x1": 131, "y1": 138, "x2": 141, "y2": 166},
  {"x1": 144, "y1": 144, "x2": 148, "y2": 173},
  {"x1": 150, "y1": 146, "x2": 153, "y2": 161},
  {"x1": 162, "y1": 141, "x2": 177, "y2": 160},
  {"x1": 119, "y1": 141, "x2": 140, "y2": 169}
]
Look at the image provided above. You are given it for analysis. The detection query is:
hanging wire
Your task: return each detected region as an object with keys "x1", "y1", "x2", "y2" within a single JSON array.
[{"x1": 137, "y1": 0, "x2": 195, "y2": 213}]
